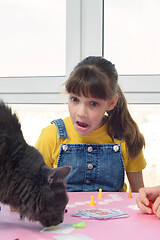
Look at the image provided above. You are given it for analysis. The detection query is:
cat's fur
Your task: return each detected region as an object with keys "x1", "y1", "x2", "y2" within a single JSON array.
[{"x1": 0, "y1": 101, "x2": 71, "y2": 227}]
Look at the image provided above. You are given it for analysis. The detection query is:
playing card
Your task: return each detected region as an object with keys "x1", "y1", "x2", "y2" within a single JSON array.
[
  {"x1": 40, "y1": 224, "x2": 74, "y2": 234},
  {"x1": 54, "y1": 234, "x2": 94, "y2": 240},
  {"x1": 72, "y1": 208, "x2": 128, "y2": 220}
]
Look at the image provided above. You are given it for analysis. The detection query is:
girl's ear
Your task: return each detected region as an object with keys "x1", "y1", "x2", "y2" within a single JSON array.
[{"x1": 106, "y1": 94, "x2": 118, "y2": 111}]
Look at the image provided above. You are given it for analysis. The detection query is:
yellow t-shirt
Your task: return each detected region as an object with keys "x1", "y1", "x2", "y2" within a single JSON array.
[{"x1": 35, "y1": 116, "x2": 146, "y2": 191}]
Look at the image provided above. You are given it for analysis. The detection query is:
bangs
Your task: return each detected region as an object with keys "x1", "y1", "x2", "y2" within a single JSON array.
[{"x1": 65, "y1": 66, "x2": 112, "y2": 100}]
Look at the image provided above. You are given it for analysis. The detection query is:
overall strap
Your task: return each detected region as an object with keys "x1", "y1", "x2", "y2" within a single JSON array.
[{"x1": 51, "y1": 119, "x2": 68, "y2": 139}]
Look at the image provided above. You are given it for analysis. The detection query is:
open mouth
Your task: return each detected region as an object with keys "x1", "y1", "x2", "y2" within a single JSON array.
[{"x1": 77, "y1": 121, "x2": 88, "y2": 128}]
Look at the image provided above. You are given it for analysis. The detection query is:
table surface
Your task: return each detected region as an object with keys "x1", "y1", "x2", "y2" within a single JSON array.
[{"x1": 0, "y1": 192, "x2": 160, "y2": 240}]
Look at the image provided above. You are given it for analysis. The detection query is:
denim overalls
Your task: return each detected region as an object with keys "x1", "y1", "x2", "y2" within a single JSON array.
[{"x1": 52, "y1": 119, "x2": 125, "y2": 192}]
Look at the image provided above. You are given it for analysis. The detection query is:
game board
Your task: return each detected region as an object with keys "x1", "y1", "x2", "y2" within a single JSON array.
[{"x1": 0, "y1": 192, "x2": 159, "y2": 240}]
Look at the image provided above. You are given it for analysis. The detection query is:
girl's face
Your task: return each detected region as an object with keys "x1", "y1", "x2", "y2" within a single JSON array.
[{"x1": 68, "y1": 93, "x2": 118, "y2": 136}]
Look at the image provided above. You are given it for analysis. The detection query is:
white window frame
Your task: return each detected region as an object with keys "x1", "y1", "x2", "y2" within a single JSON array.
[{"x1": 0, "y1": 0, "x2": 159, "y2": 104}]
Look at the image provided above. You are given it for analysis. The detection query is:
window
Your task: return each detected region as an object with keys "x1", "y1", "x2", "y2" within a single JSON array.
[
  {"x1": 104, "y1": 0, "x2": 160, "y2": 74},
  {"x1": 104, "y1": 0, "x2": 160, "y2": 103},
  {"x1": 0, "y1": 0, "x2": 81, "y2": 103},
  {"x1": 1, "y1": 0, "x2": 160, "y2": 104},
  {"x1": 0, "y1": 0, "x2": 66, "y2": 77}
]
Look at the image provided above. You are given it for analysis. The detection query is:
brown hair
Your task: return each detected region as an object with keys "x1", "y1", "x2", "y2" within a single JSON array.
[{"x1": 65, "y1": 56, "x2": 145, "y2": 159}]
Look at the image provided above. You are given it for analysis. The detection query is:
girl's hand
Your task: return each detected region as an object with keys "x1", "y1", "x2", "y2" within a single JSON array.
[{"x1": 136, "y1": 186, "x2": 160, "y2": 217}]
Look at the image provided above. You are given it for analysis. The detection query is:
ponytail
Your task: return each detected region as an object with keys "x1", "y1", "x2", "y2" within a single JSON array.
[{"x1": 107, "y1": 86, "x2": 145, "y2": 159}]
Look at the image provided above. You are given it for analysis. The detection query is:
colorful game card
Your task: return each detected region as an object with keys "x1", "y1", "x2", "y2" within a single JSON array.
[
  {"x1": 72, "y1": 208, "x2": 128, "y2": 220},
  {"x1": 54, "y1": 233, "x2": 94, "y2": 240},
  {"x1": 40, "y1": 224, "x2": 74, "y2": 234}
]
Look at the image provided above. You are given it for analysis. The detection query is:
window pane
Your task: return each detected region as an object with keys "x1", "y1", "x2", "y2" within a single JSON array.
[
  {"x1": 0, "y1": 0, "x2": 66, "y2": 77},
  {"x1": 104, "y1": 0, "x2": 160, "y2": 74}
]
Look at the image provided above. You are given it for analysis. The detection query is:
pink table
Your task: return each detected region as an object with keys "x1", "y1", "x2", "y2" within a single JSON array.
[{"x1": 0, "y1": 192, "x2": 160, "y2": 240}]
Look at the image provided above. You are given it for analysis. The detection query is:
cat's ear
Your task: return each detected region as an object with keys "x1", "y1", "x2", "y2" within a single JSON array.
[{"x1": 48, "y1": 166, "x2": 72, "y2": 184}]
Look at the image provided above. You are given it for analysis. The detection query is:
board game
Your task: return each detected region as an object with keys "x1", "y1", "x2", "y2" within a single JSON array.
[{"x1": 0, "y1": 192, "x2": 160, "y2": 240}]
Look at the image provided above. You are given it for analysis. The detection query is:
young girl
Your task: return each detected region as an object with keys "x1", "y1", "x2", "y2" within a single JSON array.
[
  {"x1": 136, "y1": 186, "x2": 160, "y2": 217},
  {"x1": 36, "y1": 56, "x2": 146, "y2": 192}
]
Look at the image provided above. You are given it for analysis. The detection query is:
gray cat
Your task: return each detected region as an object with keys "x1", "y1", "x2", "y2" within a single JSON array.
[{"x1": 0, "y1": 101, "x2": 71, "y2": 227}]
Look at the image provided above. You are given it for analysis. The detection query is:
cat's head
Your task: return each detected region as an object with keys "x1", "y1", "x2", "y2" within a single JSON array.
[{"x1": 34, "y1": 166, "x2": 72, "y2": 227}]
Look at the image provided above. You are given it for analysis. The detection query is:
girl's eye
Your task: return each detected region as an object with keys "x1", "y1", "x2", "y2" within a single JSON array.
[
  {"x1": 71, "y1": 97, "x2": 79, "y2": 102},
  {"x1": 90, "y1": 101, "x2": 98, "y2": 107}
]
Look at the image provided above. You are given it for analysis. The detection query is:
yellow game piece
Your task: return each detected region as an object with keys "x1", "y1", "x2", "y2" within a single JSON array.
[
  {"x1": 90, "y1": 195, "x2": 95, "y2": 206},
  {"x1": 98, "y1": 188, "x2": 103, "y2": 198},
  {"x1": 128, "y1": 188, "x2": 132, "y2": 198},
  {"x1": 73, "y1": 221, "x2": 85, "y2": 228}
]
